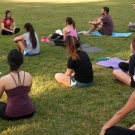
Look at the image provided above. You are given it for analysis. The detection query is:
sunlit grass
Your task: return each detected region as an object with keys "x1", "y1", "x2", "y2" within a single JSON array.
[{"x1": 3, "y1": 0, "x2": 109, "y2": 3}]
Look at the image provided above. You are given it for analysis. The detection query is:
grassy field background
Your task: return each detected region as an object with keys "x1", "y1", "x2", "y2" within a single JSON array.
[{"x1": 0, "y1": 0, "x2": 135, "y2": 135}]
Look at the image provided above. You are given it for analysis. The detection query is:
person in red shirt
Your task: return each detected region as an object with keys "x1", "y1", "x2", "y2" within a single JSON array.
[{"x1": 1, "y1": 10, "x2": 20, "y2": 35}]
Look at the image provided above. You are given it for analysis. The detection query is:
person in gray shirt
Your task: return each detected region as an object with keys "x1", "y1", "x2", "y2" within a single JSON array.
[{"x1": 13, "y1": 23, "x2": 40, "y2": 56}]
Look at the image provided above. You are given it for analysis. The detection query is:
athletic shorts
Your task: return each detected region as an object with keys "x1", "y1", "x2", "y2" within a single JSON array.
[
  {"x1": 130, "y1": 76, "x2": 135, "y2": 88},
  {"x1": 98, "y1": 26, "x2": 112, "y2": 35},
  {"x1": 70, "y1": 76, "x2": 94, "y2": 88},
  {"x1": 23, "y1": 49, "x2": 40, "y2": 56}
]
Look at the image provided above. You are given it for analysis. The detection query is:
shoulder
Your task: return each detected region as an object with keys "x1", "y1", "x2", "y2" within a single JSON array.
[
  {"x1": 130, "y1": 53, "x2": 135, "y2": 60},
  {"x1": 0, "y1": 74, "x2": 10, "y2": 84},
  {"x1": 1, "y1": 18, "x2": 6, "y2": 22},
  {"x1": 24, "y1": 71, "x2": 32, "y2": 78},
  {"x1": 11, "y1": 18, "x2": 14, "y2": 22}
]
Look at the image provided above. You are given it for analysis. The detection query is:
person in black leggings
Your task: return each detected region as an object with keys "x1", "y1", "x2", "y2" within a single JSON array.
[
  {"x1": 1, "y1": 10, "x2": 20, "y2": 35},
  {"x1": 99, "y1": 91, "x2": 135, "y2": 135}
]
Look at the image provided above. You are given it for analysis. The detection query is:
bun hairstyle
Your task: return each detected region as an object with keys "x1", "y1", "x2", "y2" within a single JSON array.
[
  {"x1": 66, "y1": 17, "x2": 76, "y2": 29},
  {"x1": 5, "y1": 10, "x2": 11, "y2": 20},
  {"x1": 65, "y1": 35, "x2": 80, "y2": 60},
  {"x1": 7, "y1": 49, "x2": 23, "y2": 71}
]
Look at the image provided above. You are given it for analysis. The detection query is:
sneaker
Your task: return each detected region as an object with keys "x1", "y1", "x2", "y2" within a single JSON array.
[
  {"x1": 44, "y1": 37, "x2": 50, "y2": 42},
  {"x1": 41, "y1": 37, "x2": 46, "y2": 42}
]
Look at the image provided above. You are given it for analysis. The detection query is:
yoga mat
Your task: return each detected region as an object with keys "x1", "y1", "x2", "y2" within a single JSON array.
[
  {"x1": 45, "y1": 41, "x2": 103, "y2": 53},
  {"x1": 96, "y1": 57, "x2": 126, "y2": 70},
  {"x1": 80, "y1": 44, "x2": 103, "y2": 53},
  {"x1": 78, "y1": 31, "x2": 132, "y2": 37}
]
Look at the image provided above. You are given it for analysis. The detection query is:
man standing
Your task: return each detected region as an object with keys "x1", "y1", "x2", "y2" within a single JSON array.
[{"x1": 83, "y1": 7, "x2": 114, "y2": 36}]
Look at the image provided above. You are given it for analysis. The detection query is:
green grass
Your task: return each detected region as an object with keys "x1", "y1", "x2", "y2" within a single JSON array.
[{"x1": 0, "y1": 0, "x2": 135, "y2": 135}]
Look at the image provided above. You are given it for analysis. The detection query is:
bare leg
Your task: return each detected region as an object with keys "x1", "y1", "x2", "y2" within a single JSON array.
[
  {"x1": 55, "y1": 73, "x2": 71, "y2": 87},
  {"x1": 83, "y1": 21, "x2": 103, "y2": 34},
  {"x1": 83, "y1": 24, "x2": 96, "y2": 34},
  {"x1": 16, "y1": 41, "x2": 26, "y2": 52},
  {"x1": 113, "y1": 70, "x2": 131, "y2": 86}
]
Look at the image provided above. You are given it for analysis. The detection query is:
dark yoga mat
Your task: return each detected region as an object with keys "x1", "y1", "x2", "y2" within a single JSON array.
[{"x1": 45, "y1": 41, "x2": 103, "y2": 53}]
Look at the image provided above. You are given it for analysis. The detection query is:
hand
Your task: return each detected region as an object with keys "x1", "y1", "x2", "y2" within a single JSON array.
[
  {"x1": 99, "y1": 129, "x2": 106, "y2": 135},
  {"x1": 12, "y1": 30, "x2": 15, "y2": 34}
]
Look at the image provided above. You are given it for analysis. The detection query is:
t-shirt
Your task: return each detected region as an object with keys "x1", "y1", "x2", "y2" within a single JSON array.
[
  {"x1": 66, "y1": 26, "x2": 78, "y2": 40},
  {"x1": 67, "y1": 50, "x2": 93, "y2": 83},
  {"x1": 1, "y1": 18, "x2": 14, "y2": 30},
  {"x1": 129, "y1": 53, "x2": 135, "y2": 75},
  {"x1": 24, "y1": 32, "x2": 40, "y2": 54},
  {"x1": 101, "y1": 14, "x2": 114, "y2": 35}
]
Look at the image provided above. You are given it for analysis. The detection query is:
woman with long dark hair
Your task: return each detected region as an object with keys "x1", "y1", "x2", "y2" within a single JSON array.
[
  {"x1": 55, "y1": 35, "x2": 93, "y2": 88},
  {"x1": 0, "y1": 49, "x2": 35, "y2": 120},
  {"x1": 54, "y1": 17, "x2": 78, "y2": 46},
  {"x1": 13, "y1": 23, "x2": 40, "y2": 56},
  {"x1": 1, "y1": 10, "x2": 20, "y2": 35}
]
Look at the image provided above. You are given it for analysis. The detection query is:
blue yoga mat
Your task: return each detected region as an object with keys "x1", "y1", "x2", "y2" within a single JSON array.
[{"x1": 77, "y1": 31, "x2": 132, "y2": 37}]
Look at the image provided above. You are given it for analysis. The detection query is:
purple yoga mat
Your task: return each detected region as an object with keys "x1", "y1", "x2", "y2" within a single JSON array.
[{"x1": 96, "y1": 57, "x2": 126, "y2": 70}]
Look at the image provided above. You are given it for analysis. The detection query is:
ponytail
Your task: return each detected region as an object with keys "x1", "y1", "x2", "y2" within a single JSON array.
[
  {"x1": 66, "y1": 17, "x2": 76, "y2": 29},
  {"x1": 72, "y1": 20, "x2": 76, "y2": 29},
  {"x1": 65, "y1": 36, "x2": 80, "y2": 60},
  {"x1": 24, "y1": 23, "x2": 37, "y2": 49}
]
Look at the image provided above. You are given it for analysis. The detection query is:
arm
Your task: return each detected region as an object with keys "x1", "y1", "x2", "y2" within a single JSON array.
[
  {"x1": 0, "y1": 78, "x2": 5, "y2": 99},
  {"x1": 63, "y1": 27, "x2": 67, "y2": 40},
  {"x1": 89, "y1": 18, "x2": 102, "y2": 25},
  {"x1": 12, "y1": 22, "x2": 16, "y2": 32},
  {"x1": 13, "y1": 35, "x2": 25, "y2": 43},
  {"x1": 1, "y1": 22, "x2": 12, "y2": 32},
  {"x1": 99, "y1": 91, "x2": 135, "y2": 135},
  {"x1": 65, "y1": 68, "x2": 73, "y2": 76}
]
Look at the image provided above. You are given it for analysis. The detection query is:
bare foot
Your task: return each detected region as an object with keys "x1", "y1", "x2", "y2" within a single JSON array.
[
  {"x1": 129, "y1": 22, "x2": 132, "y2": 24},
  {"x1": 82, "y1": 31, "x2": 91, "y2": 34}
]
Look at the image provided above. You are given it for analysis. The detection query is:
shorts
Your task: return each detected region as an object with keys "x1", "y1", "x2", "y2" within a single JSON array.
[
  {"x1": 70, "y1": 76, "x2": 94, "y2": 88},
  {"x1": 23, "y1": 49, "x2": 40, "y2": 56},
  {"x1": 98, "y1": 26, "x2": 112, "y2": 35},
  {"x1": 130, "y1": 76, "x2": 135, "y2": 88}
]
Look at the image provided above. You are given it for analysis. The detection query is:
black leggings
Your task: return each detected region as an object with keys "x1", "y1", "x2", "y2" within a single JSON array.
[
  {"x1": 105, "y1": 126, "x2": 135, "y2": 135},
  {"x1": 0, "y1": 101, "x2": 34, "y2": 121},
  {"x1": 1, "y1": 28, "x2": 20, "y2": 35},
  {"x1": 54, "y1": 36, "x2": 80, "y2": 46},
  {"x1": 118, "y1": 62, "x2": 129, "y2": 71}
]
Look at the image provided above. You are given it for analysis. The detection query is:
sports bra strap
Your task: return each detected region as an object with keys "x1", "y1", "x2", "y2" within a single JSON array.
[{"x1": 10, "y1": 71, "x2": 25, "y2": 86}]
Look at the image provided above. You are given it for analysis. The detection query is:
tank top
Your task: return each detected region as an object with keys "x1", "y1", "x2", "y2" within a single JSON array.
[
  {"x1": 66, "y1": 26, "x2": 78, "y2": 40},
  {"x1": 5, "y1": 71, "x2": 35, "y2": 117}
]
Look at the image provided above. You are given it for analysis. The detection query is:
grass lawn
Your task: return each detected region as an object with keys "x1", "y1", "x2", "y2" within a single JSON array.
[{"x1": 0, "y1": 0, "x2": 135, "y2": 135}]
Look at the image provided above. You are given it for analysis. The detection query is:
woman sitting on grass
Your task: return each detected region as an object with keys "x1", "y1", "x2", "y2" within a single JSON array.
[
  {"x1": 1, "y1": 10, "x2": 20, "y2": 35},
  {"x1": 54, "y1": 17, "x2": 78, "y2": 46},
  {"x1": 55, "y1": 35, "x2": 93, "y2": 88},
  {"x1": 13, "y1": 23, "x2": 40, "y2": 56},
  {"x1": 0, "y1": 49, "x2": 35, "y2": 120},
  {"x1": 99, "y1": 91, "x2": 135, "y2": 135},
  {"x1": 113, "y1": 38, "x2": 135, "y2": 87}
]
